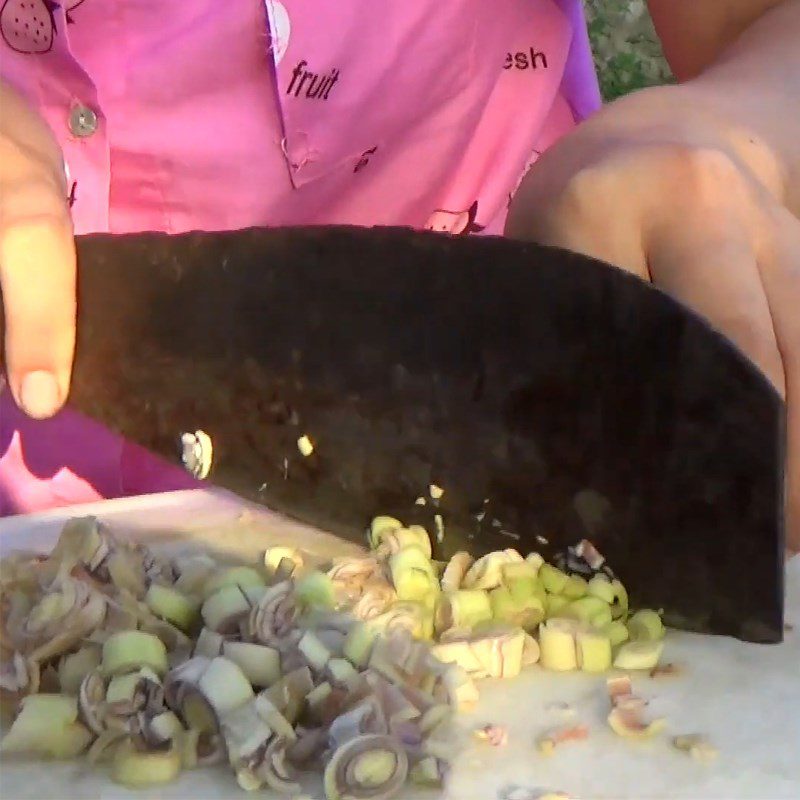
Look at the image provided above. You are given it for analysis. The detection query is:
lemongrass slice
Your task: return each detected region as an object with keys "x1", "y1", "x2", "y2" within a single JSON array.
[
  {"x1": 202, "y1": 584, "x2": 252, "y2": 633},
  {"x1": 296, "y1": 570, "x2": 336, "y2": 610},
  {"x1": 587, "y1": 574, "x2": 616, "y2": 604},
  {"x1": 196, "y1": 656, "x2": 254, "y2": 716},
  {"x1": 324, "y1": 733, "x2": 409, "y2": 800},
  {"x1": 599, "y1": 620, "x2": 630, "y2": 647},
  {"x1": 626, "y1": 609, "x2": 665, "y2": 642},
  {"x1": 462, "y1": 551, "x2": 520, "y2": 591},
  {"x1": 57, "y1": 645, "x2": 101, "y2": 694},
  {"x1": 538, "y1": 619, "x2": 579, "y2": 672},
  {"x1": 111, "y1": 739, "x2": 182, "y2": 788},
  {"x1": 607, "y1": 705, "x2": 665, "y2": 739},
  {"x1": 194, "y1": 627, "x2": 225, "y2": 658},
  {"x1": 610, "y1": 579, "x2": 629, "y2": 619},
  {"x1": 222, "y1": 641, "x2": 281, "y2": 687},
  {"x1": 0, "y1": 693, "x2": 92, "y2": 758},
  {"x1": 368, "y1": 516, "x2": 404, "y2": 550},
  {"x1": 145, "y1": 584, "x2": 199, "y2": 631},
  {"x1": 575, "y1": 629, "x2": 612, "y2": 672},
  {"x1": 376, "y1": 525, "x2": 432, "y2": 559},
  {"x1": 440, "y1": 552, "x2": 474, "y2": 593},
  {"x1": 562, "y1": 575, "x2": 589, "y2": 599},
  {"x1": 613, "y1": 640, "x2": 664, "y2": 671},
  {"x1": 203, "y1": 566, "x2": 266, "y2": 599},
  {"x1": 435, "y1": 589, "x2": 492, "y2": 633},
  {"x1": 539, "y1": 564, "x2": 569, "y2": 595},
  {"x1": 102, "y1": 630, "x2": 169, "y2": 676}
]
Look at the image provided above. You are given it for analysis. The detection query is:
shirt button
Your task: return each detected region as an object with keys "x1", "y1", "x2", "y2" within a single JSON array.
[{"x1": 69, "y1": 105, "x2": 98, "y2": 138}]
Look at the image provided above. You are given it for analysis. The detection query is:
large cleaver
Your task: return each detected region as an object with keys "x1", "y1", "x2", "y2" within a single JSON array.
[{"x1": 0, "y1": 226, "x2": 786, "y2": 642}]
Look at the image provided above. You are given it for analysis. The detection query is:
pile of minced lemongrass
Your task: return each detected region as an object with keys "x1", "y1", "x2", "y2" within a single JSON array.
[{"x1": 0, "y1": 515, "x2": 666, "y2": 798}]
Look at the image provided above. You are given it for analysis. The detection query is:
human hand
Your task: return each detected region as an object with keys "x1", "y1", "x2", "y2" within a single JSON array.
[
  {"x1": 0, "y1": 80, "x2": 76, "y2": 419},
  {"x1": 506, "y1": 87, "x2": 800, "y2": 551}
]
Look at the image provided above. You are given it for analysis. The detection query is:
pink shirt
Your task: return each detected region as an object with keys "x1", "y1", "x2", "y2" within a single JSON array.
[{"x1": 0, "y1": 0, "x2": 600, "y2": 515}]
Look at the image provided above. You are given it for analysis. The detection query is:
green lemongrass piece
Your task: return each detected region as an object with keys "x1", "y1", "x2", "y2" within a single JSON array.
[
  {"x1": 173, "y1": 554, "x2": 217, "y2": 594},
  {"x1": 182, "y1": 695, "x2": 218, "y2": 733},
  {"x1": 380, "y1": 526, "x2": 433, "y2": 558},
  {"x1": 587, "y1": 574, "x2": 616, "y2": 604},
  {"x1": 58, "y1": 645, "x2": 101, "y2": 694},
  {"x1": 441, "y1": 664, "x2": 480, "y2": 711},
  {"x1": 627, "y1": 609, "x2": 665, "y2": 642},
  {"x1": 538, "y1": 619, "x2": 578, "y2": 671},
  {"x1": 111, "y1": 739, "x2": 182, "y2": 788},
  {"x1": 576, "y1": 629, "x2": 613, "y2": 672},
  {"x1": 544, "y1": 594, "x2": 570, "y2": 618},
  {"x1": 0, "y1": 693, "x2": 93, "y2": 758},
  {"x1": 600, "y1": 620, "x2": 630, "y2": 648},
  {"x1": 390, "y1": 544, "x2": 435, "y2": 578},
  {"x1": 197, "y1": 656, "x2": 254, "y2": 715},
  {"x1": 501, "y1": 561, "x2": 538, "y2": 583},
  {"x1": 146, "y1": 583, "x2": 200, "y2": 631},
  {"x1": 436, "y1": 589, "x2": 492, "y2": 633},
  {"x1": 394, "y1": 568, "x2": 437, "y2": 604},
  {"x1": 253, "y1": 693, "x2": 297, "y2": 740},
  {"x1": 295, "y1": 570, "x2": 335, "y2": 610},
  {"x1": 297, "y1": 630, "x2": 332, "y2": 671},
  {"x1": 539, "y1": 563, "x2": 569, "y2": 594},
  {"x1": 562, "y1": 575, "x2": 589, "y2": 599},
  {"x1": 430, "y1": 641, "x2": 486, "y2": 676},
  {"x1": 462, "y1": 551, "x2": 521, "y2": 591},
  {"x1": 201, "y1": 584, "x2": 251, "y2": 632},
  {"x1": 264, "y1": 546, "x2": 304, "y2": 575},
  {"x1": 194, "y1": 627, "x2": 225, "y2": 658},
  {"x1": 202, "y1": 566, "x2": 265, "y2": 599},
  {"x1": 505, "y1": 575, "x2": 541, "y2": 605},
  {"x1": 613, "y1": 640, "x2": 664, "y2": 670},
  {"x1": 306, "y1": 681, "x2": 333, "y2": 718},
  {"x1": 343, "y1": 621, "x2": 380, "y2": 668},
  {"x1": 222, "y1": 641, "x2": 281, "y2": 687},
  {"x1": 489, "y1": 586, "x2": 544, "y2": 630},
  {"x1": 525, "y1": 552, "x2": 544, "y2": 573},
  {"x1": 106, "y1": 670, "x2": 147, "y2": 704},
  {"x1": 610, "y1": 579, "x2": 629, "y2": 619},
  {"x1": 147, "y1": 710, "x2": 183, "y2": 744},
  {"x1": 106, "y1": 551, "x2": 146, "y2": 597},
  {"x1": 440, "y1": 552, "x2": 474, "y2": 593},
  {"x1": 559, "y1": 597, "x2": 612, "y2": 626},
  {"x1": 368, "y1": 516, "x2": 403, "y2": 549},
  {"x1": 410, "y1": 756, "x2": 444, "y2": 787},
  {"x1": 102, "y1": 630, "x2": 168, "y2": 676},
  {"x1": 327, "y1": 658, "x2": 359, "y2": 686}
]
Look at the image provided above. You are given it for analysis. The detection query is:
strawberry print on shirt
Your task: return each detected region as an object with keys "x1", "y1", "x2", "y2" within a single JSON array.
[{"x1": 0, "y1": 0, "x2": 58, "y2": 53}]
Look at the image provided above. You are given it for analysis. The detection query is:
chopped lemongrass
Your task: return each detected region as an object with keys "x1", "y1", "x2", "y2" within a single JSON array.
[
  {"x1": 368, "y1": 516, "x2": 404, "y2": 549},
  {"x1": 222, "y1": 641, "x2": 281, "y2": 687},
  {"x1": 462, "y1": 551, "x2": 520, "y2": 591},
  {"x1": 145, "y1": 584, "x2": 199, "y2": 631},
  {"x1": 562, "y1": 575, "x2": 589, "y2": 599},
  {"x1": 627, "y1": 609, "x2": 665, "y2": 642},
  {"x1": 613, "y1": 640, "x2": 664, "y2": 671},
  {"x1": 545, "y1": 594, "x2": 570, "y2": 618},
  {"x1": 587, "y1": 574, "x2": 616, "y2": 604},
  {"x1": 440, "y1": 552, "x2": 474, "y2": 593},
  {"x1": 610, "y1": 579, "x2": 629, "y2": 619},
  {"x1": 196, "y1": 656, "x2": 254, "y2": 716},
  {"x1": 559, "y1": 597, "x2": 612, "y2": 627},
  {"x1": 201, "y1": 584, "x2": 252, "y2": 633},
  {"x1": 342, "y1": 621, "x2": 380, "y2": 668},
  {"x1": 436, "y1": 590, "x2": 492, "y2": 633},
  {"x1": 488, "y1": 586, "x2": 544, "y2": 630},
  {"x1": 102, "y1": 630, "x2": 169, "y2": 676},
  {"x1": 607, "y1": 707, "x2": 665, "y2": 739},
  {"x1": 327, "y1": 657, "x2": 359, "y2": 686},
  {"x1": 57, "y1": 646, "x2": 101, "y2": 694},
  {"x1": 111, "y1": 739, "x2": 182, "y2": 788},
  {"x1": 0, "y1": 693, "x2": 93, "y2": 758},
  {"x1": 202, "y1": 566, "x2": 266, "y2": 599},
  {"x1": 297, "y1": 630, "x2": 332, "y2": 671},
  {"x1": 539, "y1": 564, "x2": 569, "y2": 594},
  {"x1": 539, "y1": 619, "x2": 578, "y2": 672},
  {"x1": 295, "y1": 570, "x2": 335, "y2": 610},
  {"x1": 575, "y1": 629, "x2": 612, "y2": 672},
  {"x1": 194, "y1": 627, "x2": 225, "y2": 658},
  {"x1": 599, "y1": 620, "x2": 630, "y2": 648},
  {"x1": 264, "y1": 546, "x2": 304, "y2": 575}
]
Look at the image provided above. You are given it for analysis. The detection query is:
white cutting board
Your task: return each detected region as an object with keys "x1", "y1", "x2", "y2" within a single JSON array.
[{"x1": 1, "y1": 489, "x2": 798, "y2": 800}]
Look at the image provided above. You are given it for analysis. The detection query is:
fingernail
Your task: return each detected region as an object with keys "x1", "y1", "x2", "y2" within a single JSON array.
[{"x1": 19, "y1": 370, "x2": 61, "y2": 419}]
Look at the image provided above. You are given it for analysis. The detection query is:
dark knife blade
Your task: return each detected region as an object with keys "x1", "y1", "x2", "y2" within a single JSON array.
[{"x1": 0, "y1": 226, "x2": 785, "y2": 641}]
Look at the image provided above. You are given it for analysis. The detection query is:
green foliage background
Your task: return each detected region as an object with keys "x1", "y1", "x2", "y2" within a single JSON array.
[{"x1": 584, "y1": 0, "x2": 673, "y2": 100}]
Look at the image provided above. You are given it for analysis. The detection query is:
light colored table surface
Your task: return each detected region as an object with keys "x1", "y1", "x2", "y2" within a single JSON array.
[{"x1": 1, "y1": 489, "x2": 798, "y2": 800}]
